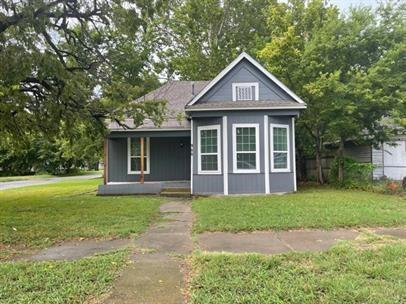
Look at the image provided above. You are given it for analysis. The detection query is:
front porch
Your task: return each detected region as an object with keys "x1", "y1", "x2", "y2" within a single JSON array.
[{"x1": 99, "y1": 130, "x2": 192, "y2": 195}]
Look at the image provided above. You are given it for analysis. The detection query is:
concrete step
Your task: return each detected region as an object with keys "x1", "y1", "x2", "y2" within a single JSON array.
[
  {"x1": 160, "y1": 187, "x2": 190, "y2": 193},
  {"x1": 160, "y1": 191, "x2": 191, "y2": 198}
]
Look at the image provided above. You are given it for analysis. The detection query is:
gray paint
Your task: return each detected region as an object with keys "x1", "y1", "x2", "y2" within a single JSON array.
[
  {"x1": 108, "y1": 136, "x2": 190, "y2": 183},
  {"x1": 192, "y1": 117, "x2": 224, "y2": 194},
  {"x1": 193, "y1": 175, "x2": 224, "y2": 194},
  {"x1": 199, "y1": 59, "x2": 292, "y2": 103},
  {"x1": 191, "y1": 112, "x2": 295, "y2": 195}
]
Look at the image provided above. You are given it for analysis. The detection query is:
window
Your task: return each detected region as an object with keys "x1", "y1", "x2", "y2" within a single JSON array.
[
  {"x1": 198, "y1": 125, "x2": 221, "y2": 174},
  {"x1": 233, "y1": 124, "x2": 260, "y2": 173},
  {"x1": 128, "y1": 137, "x2": 150, "y2": 174},
  {"x1": 232, "y1": 82, "x2": 259, "y2": 101},
  {"x1": 270, "y1": 124, "x2": 290, "y2": 172}
]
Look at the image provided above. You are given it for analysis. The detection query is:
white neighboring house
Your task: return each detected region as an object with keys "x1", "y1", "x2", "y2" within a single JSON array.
[{"x1": 372, "y1": 137, "x2": 406, "y2": 180}]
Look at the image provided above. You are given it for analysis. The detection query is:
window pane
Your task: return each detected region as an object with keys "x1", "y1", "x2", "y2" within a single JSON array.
[
  {"x1": 273, "y1": 128, "x2": 287, "y2": 151},
  {"x1": 200, "y1": 129, "x2": 218, "y2": 153},
  {"x1": 274, "y1": 152, "x2": 287, "y2": 169},
  {"x1": 236, "y1": 127, "x2": 256, "y2": 152},
  {"x1": 131, "y1": 138, "x2": 147, "y2": 157},
  {"x1": 130, "y1": 157, "x2": 148, "y2": 172},
  {"x1": 237, "y1": 153, "x2": 256, "y2": 169},
  {"x1": 201, "y1": 155, "x2": 218, "y2": 171}
]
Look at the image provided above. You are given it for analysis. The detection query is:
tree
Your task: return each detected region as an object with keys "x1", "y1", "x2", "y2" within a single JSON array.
[
  {"x1": 0, "y1": 0, "x2": 167, "y2": 141},
  {"x1": 259, "y1": 0, "x2": 339, "y2": 183},
  {"x1": 259, "y1": 0, "x2": 405, "y2": 184},
  {"x1": 159, "y1": 0, "x2": 269, "y2": 80}
]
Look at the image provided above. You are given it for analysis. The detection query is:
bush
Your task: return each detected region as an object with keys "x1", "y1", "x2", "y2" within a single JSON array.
[{"x1": 330, "y1": 157, "x2": 375, "y2": 189}]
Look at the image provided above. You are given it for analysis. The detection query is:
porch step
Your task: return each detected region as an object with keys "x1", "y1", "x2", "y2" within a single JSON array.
[
  {"x1": 160, "y1": 188, "x2": 190, "y2": 193},
  {"x1": 160, "y1": 188, "x2": 191, "y2": 197}
]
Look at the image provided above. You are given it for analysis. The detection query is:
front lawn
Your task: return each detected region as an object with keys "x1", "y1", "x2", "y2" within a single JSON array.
[
  {"x1": 189, "y1": 238, "x2": 406, "y2": 304},
  {"x1": 0, "y1": 179, "x2": 162, "y2": 249},
  {"x1": 0, "y1": 250, "x2": 128, "y2": 304},
  {"x1": 193, "y1": 188, "x2": 406, "y2": 232}
]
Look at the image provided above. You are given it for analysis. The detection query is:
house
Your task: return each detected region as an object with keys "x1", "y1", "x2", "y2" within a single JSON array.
[{"x1": 98, "y1": 52, "x2": 307, "y2": 195}]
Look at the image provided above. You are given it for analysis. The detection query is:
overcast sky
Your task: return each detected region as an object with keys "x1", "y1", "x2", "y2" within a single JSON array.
[{"x1": 329, "y1": 0, "x2": 380, "y2": 11}]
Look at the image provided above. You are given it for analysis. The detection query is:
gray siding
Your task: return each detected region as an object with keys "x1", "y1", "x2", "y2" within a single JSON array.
[
  {"x1": 199, "y1": 59, "x2": 292, "y2": 103},
  {"x1": 191, "y1": 112, "x2": 296, "y2": 195},
  {"x1": 108, "y1": 135, "x2": 190, "y2": 182},
  {"x1": 192, "y1": 117, "x2": 224, "y2": 194},
  {"x1": 227, "y1": 113, "x2": 266, "y2": 194}
]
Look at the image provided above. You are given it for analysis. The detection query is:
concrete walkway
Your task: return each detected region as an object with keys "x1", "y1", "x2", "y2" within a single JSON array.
[
  {"x1": 198, "y1": 227, "x2": 406, "y2": 255},
  {"x1": 104, "y1": 200, "x2": 193, "y2": 304},
  {"x1": 0, "y1": 173, "x2": 101, "y2": 191},
  {"x1": 28, "y1": 239, "x2": 131, "y2": 261}
]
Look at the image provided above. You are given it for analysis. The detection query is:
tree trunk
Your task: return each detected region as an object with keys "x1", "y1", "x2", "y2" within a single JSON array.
[
  {"x1": 315, "y1": 135, "x2": 324, "y2": 184},
  {"x1": 338, "y1": 137, "x2": 345, "y2": 183}
]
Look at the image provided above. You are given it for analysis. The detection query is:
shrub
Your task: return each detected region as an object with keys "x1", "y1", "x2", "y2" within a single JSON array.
[{"x1": 329, "y1": 157, "x2": 374, "y2": 189}]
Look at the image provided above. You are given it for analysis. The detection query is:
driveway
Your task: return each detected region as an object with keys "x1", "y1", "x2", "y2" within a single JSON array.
[{"x1": 0, "y1": 174, "x2": 102, "y2": 191}]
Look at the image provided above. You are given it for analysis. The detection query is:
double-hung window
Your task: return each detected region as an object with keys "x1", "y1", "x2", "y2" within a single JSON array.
[
  {"x1": 270, "y1": 124, "x2": 290, "y2": 172},
  {"x1": 128, "y1": 137, "x2": 150, "y2": 174},
  {"x1": 198, "y1": 125, "x2": 221, "y2": 174},
  {"x1": 233, "y1": 124, "x2": 260, "y2": 173},
  {"x1": 232, "y1": 83, "x2": 259, "y2": 101}
]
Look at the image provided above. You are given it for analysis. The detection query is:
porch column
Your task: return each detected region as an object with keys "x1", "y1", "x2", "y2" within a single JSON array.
[
  {"x1": 140, "y1": 137, "x2": 145, "y2": 184},
  {"x1": 103, "y1": 138, "x2": 108, "y2": 185}
]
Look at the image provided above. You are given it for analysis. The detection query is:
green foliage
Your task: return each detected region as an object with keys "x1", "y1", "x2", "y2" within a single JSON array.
[
  {"x1": 0, "y1": 250, "x2": 128, "y2": 303},
  {"x1": 0, "y1": 179, "x2": 162, "y2": 247},
  {"x1": 190, "y1": 240, "x2": 406, "y2": 303},
  {"x1": 330, "y1": 157, "x2": 375, "y2": 188},
  {"x1": 258, "y1": 0, "x2": 406, "y2": 183},
  {"x1": 0, "y1": 0, "x2": 168, "y2": 174},
  {"x1": 160, "y1": 0, "x2": 269, "y2": 79},
  {"x1": 192, "y1": 188, "x2": 406, "y2": 232}
]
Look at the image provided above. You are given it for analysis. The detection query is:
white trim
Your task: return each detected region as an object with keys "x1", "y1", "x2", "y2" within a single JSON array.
[
  {"x1": 185, "y1": 105, "x2": 307, "y2": 112},
  {"x1": 264, "y1": 116, "x2": 270, "y2": 193},
  {"x1": 127, "y1": 137, "x2": 150, "y2": 174},
  {"x1": 187, "y1": 52, "x2": 306, "y2": 106},
  {"x1": 270, "y1": 123, "x2": 290, "y2": 173},
  {"x1": 232, "y1": 82, "x2": 259, "y2": 101},
  {"x1": 232, "y1": 123, "x2": 260, "y2": 174},
  {"x1": 197, "y1": 124, "x2": 222, "y2": 175},
  {"x1": 292, "y1": 117, "x2": 297, "y2": 191},
  {"x1": 190, "y1": 119, "x2": 194, "y2": 194},
  {"x1": 222, "y1": 116, "x2": 228, "y2": 195}
]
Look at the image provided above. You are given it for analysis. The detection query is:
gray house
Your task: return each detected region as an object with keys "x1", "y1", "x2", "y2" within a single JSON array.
[{"x1": 98, "y1": 52, "x2": 307, "y2": 195}]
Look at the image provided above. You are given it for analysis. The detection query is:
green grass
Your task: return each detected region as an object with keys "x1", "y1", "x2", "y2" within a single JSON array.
[
  {"x1": 0, "y1": 170, "x2": 101, "y2": 182},
  {"x1": 0, "y1": 249, "x2": 128, "y2": 304},
  {"x1": 189, "y1": 239, "x2": 406, "y2": 304},
  {"x1": 0, "y1": 179, "x2": 162, "y2": 248},
  {"x1": 192, "y1": 188, "x2": 406, "y2": 232}
]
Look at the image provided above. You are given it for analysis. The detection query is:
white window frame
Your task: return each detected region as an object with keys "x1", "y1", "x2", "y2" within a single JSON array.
[
  {"x1": 197, "y1": 124, "x2": 222, "y2": 175},
  {"x1": 232, "y1": 82, "x2": 259, "y2": 101},
  {"x1": 127, "y1": 137, "x2": 150, "y2": 174},
  {"x1": 232, "y1": 123, "x2": 260, "y2": 173},
  {"x1": 270, "y1": 123, "x2": 290, "y2": 173}
]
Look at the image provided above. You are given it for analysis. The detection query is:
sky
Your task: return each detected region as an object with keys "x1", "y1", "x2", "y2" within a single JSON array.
[{"x1": 329, "y1": 0, "x2": 380, "y2": 11}]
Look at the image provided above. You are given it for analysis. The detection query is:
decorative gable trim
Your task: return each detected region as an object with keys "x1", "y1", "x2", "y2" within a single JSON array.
[{"x1": 186, "y1": 52, "x2": 306, "y2": 106}]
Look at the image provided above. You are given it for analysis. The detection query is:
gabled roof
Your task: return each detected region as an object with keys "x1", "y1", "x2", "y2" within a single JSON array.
[{"x1": 186, "y1": 52, "x2": 306, "y2": 107}]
